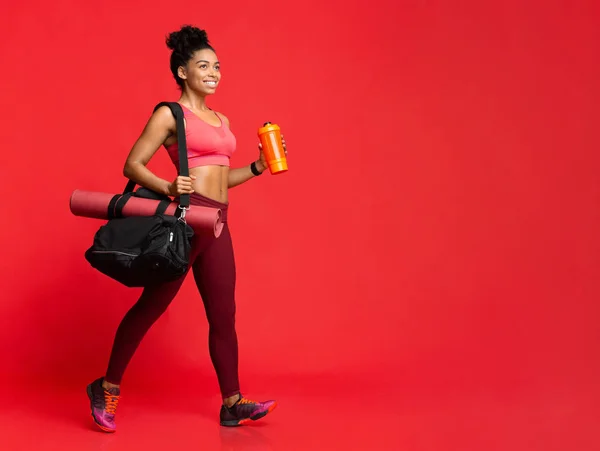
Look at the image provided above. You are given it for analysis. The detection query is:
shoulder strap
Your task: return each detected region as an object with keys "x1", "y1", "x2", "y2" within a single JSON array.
[
  {"x1": 122, "y1": 102, "x2": 190, "y2": 213},
  {"x1": 153, "y1": 102, "x2": 190, "y2": 209}
]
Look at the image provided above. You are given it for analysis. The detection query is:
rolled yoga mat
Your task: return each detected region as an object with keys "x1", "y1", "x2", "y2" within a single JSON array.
[{"x1": 70, "y1": 189, "x2": 224, "y2": 237}]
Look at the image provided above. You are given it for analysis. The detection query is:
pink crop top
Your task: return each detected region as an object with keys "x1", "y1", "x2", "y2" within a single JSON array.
[{"x1": 165, "y1": 104, "x2": 236, "y2": 170}]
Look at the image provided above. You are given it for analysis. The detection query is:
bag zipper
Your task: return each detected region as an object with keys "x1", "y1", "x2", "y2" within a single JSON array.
[{"x1": 90, "y1": 250, "x2": 139, "y2": 257}]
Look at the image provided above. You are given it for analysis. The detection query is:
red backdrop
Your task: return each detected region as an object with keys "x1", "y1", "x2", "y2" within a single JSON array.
[{"x1": 0, "y1": 0, "x2": 599, "y2": 412}]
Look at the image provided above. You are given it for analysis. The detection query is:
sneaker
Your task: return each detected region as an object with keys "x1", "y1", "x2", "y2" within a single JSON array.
[
  {"x1": 86, "y1": 377, "x2": 120, "y2": 433},
  {"x1": 219, "y1": 394, "x2": 277, "y2": 427}
]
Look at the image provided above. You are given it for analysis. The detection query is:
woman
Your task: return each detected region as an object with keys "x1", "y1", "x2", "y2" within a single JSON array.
[{"x1": 86, "y1": 25, "x2": 285, "y2": 432}]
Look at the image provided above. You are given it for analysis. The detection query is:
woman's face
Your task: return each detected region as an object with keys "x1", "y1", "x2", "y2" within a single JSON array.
[{"x1": 179, "y1": 48, "x2": 221, "y2": 95}]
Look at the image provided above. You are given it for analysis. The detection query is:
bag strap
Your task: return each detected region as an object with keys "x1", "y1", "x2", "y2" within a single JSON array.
[
  {"x1": 107, "y1": 193, "x2": 169, "y2": 220},
  {"x1": 121, "y1": 101, "x2": 190, "y2": 216},
  {"x1": 152, "y1": 101, "x2": 190, "y2": 209},
  {"x1": 107, "y1": 192, "x2": 133, "y2": 220}
]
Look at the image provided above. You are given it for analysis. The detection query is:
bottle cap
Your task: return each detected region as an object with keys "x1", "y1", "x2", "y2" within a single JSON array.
[{"x1": 258, "y1": 122, "x2": 280, "y2": 135}]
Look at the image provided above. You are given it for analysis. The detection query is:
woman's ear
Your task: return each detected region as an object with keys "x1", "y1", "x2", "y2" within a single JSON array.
[{"x1": 177, "y1": 66, "x2": 187, "y2": 81}]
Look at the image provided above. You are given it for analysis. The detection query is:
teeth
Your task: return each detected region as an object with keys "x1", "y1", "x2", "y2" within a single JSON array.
[{"x1": 205, "y1": 81, "x2": 216, "y2": 85}]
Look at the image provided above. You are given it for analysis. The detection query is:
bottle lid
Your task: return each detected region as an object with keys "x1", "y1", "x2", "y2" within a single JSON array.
[{"x1": 258, "y1": 122, "x2": 280, "y2": 135}]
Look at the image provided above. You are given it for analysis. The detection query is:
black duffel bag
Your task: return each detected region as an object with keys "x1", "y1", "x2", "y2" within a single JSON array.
[{"x1": 84, "y1": 101, "x2": 194, "y2": 287}]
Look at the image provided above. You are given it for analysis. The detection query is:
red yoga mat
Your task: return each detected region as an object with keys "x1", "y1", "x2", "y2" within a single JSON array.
[{"x1": 69, "y1": 190, "x2": 224, "y2": 237}]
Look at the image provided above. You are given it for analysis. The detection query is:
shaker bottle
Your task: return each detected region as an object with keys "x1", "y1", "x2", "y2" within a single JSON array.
[{"x1": 258, "y1": 122, "x2": 288, "y2": 175}]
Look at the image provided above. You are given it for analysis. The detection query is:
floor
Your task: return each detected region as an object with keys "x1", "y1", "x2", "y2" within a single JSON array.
[{"x1": 2, "y1": 371, "x2": 598, "y2": 451}]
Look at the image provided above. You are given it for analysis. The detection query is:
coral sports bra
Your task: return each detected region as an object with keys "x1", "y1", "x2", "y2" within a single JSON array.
[{"x1": 165, "y1": 103, "x2": 236, "y2": 170}]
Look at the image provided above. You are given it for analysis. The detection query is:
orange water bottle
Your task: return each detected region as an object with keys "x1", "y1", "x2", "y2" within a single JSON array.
[{"x1": 258, "y1": 122, "x2": 288, "y2": 175}]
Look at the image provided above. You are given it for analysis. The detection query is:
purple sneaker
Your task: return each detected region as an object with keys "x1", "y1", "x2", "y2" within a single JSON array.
[
  {"x1": 220, "y1": 394, "x2": 278, "y2": 427},
  {"x1": 86, "y1": 378, "x2": 120, "y2": 432}
]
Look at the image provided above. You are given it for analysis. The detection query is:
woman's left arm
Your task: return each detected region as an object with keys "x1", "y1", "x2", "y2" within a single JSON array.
[
  {"x1": 223, "y1": 114, "x2": 287, "y2": 188},
  {"x1": 228, "y1": 160, "x2": 267, "y2": 188}
]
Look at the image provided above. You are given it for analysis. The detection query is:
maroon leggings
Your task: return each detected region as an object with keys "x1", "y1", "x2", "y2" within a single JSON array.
[{"x1": 104, "y1": 193, "x2": 240, "y2": 398}]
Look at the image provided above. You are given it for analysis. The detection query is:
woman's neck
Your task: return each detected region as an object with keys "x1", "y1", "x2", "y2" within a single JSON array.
[{"x1": 179, "y1": 92, "x2": 209, "y2": 111}]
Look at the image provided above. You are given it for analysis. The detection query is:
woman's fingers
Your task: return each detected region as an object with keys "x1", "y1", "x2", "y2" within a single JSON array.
[{"x1": 174, "y1": 176, "x2": 195, "y2": 194}]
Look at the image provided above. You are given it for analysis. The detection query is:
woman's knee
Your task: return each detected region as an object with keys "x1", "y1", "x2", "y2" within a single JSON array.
[{"x1": 206, "y1": 304, "x2": 236, "y2": 334}]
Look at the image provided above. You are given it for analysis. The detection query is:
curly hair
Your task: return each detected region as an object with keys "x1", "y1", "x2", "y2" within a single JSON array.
[{"x1": 166, "y1": 25, "x2": 215, "y2": 88}]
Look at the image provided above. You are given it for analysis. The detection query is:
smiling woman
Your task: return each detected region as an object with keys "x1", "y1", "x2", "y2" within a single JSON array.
[
  {"x1": 168, "y1": 27, "x2": 221, "y2": 94},
  {"x1": 85, "y1": 24, "x2": 286, "y2": 433}
]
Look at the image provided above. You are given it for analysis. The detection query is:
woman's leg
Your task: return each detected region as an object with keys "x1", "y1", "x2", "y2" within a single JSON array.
[
  {"x1": 88, "y1": 237, "x2": 202, "y2": 433},
  {"x1": 192, "y1": 224, "x2": 278, "y2": 427},
  {"x1": 192, "y1": 224, "x2": 240, "y2": 400},
  {"x1": 104, "y1": 272, "x2": 190, "y2": 385}
]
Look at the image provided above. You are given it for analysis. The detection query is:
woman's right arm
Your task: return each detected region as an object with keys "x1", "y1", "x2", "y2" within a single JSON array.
[{"x1": 123, "y1": 106, "x2": 195, "y2": 196}]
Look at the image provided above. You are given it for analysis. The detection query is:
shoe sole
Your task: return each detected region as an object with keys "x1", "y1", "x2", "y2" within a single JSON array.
[
  {"x1": 220, "y1": 401, "x2": 278, "y2": 427},
  {"x1": 86, "y1": 384, "x2": 116, "y2": 433}
]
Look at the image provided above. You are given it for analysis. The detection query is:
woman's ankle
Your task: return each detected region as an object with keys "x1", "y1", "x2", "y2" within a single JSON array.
[
  {"x1": 223, "y1": 393, "x2": 241, "y2": 408},
  {"x1": 102, "y1": 378, "x2": 120, "y2": 391}
]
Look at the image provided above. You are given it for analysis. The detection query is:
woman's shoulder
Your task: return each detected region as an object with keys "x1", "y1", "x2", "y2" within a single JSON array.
[
  {"x1": 141, "y1": 102, "x2": 178, "y2": 136},
  {"x1": 151, "y1": 102, "x2": 183, "y2": 125},
  {"x1": 152, "y1": 101, "x2": 183, "y2": 117}
]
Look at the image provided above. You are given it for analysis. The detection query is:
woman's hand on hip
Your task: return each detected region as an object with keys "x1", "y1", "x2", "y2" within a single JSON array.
[{"x1": 168, "y1": 175, "x2": 196, "y2": 196}]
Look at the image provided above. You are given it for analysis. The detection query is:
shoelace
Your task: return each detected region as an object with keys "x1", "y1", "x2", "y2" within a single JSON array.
[
  {"x1": 238, "y1": 397, "x2": 258, "y2": 406},
  {"x1": 103, "y1": 390, "x2": 120, "y2": 415}
]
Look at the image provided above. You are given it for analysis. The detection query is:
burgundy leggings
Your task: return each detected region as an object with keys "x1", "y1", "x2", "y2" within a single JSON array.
[{"x1": 104, "y1": 193, "x2": 240, "y2": 398}]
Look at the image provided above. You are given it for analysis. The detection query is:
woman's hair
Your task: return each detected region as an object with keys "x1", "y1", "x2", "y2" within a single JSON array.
[{"x1": 166, "y1": 25, "x2": 215, "y2": 88}]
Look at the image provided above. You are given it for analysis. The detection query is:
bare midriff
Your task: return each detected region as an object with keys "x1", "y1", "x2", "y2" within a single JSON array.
[{"x1": 189, "y1": 165, "x2": 229, "y2": 204}]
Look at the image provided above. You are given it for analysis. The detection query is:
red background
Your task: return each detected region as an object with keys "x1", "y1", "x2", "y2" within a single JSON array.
[{"x1": 1, "y1": 0, "x2": 599, "y2": 449}]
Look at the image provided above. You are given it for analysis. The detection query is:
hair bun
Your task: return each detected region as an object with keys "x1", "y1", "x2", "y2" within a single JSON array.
[{"x1": 166, "y1": 25, "x2": 210, "y2": 52}]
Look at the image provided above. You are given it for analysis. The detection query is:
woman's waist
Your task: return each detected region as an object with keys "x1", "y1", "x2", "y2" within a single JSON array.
[
  {"x1": 192, "y1": 191, "x2": 228, "y2": 208},
  {"x1": 174, "y1": 191, "x2": 228, "y2": 208},
  {"x1": 174, "y1": 167, "x2": 229, "y2": 214},
  {"x1": 189, "y1": 167, "x2": 228, "y2": 195}
]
